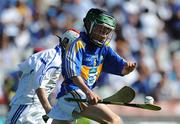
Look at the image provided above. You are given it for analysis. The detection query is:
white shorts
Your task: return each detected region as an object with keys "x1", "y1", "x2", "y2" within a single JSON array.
[
  {"x1": 6, "y1": 103, "x2": 46, "y2": 124},
  {"x1": 48, "y1": 89, "x2": 87, "y2": 121}
]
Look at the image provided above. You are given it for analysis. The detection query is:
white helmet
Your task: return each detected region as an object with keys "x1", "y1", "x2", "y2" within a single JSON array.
[{"x1": 58, "y1": 28, "x2": 80, "y2": 49}]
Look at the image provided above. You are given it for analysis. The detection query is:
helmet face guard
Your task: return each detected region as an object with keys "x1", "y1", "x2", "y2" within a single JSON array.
[
  {"x1": 84, "y1": 8, "x2": 116, "y2": 47},
  {"x1": 89, "y1": 21, "x2": 114, "y2": 46}
]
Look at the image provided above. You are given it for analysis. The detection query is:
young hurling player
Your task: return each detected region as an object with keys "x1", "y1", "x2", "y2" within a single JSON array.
[
  {"x1": 5, "y1": 29, "x2": 79, "y2": 124},
  {"x1": 48, "y1": 8, "x2": 136, "y2": 124}
]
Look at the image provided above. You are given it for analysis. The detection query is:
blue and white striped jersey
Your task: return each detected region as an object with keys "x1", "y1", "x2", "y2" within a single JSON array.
[{"x1": 10, "y1": 45, "x2": 62, "y2": 105}]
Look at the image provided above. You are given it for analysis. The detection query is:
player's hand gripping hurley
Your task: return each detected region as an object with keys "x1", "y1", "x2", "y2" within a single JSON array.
[
  {"x1": 65, "y1": 86, "x2": 161, "y2": 111},
  {"x1": 65, "y1": 86, "x2": 135, "y2": 104},
  {"x1": 43, "y1": 86, "x2": 135, "y2": 123}
]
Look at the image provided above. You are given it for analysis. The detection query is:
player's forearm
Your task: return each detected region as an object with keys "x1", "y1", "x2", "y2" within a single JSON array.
[
  {"x1": 72, "y1": 76, "x2": 100, "y2": 104},
  {"x1": 72, "y1": 76, "x2": 92, "y2": 94},
  {"x1": 121, "y1": 68, "x2": 130, "y2": 75},
  {"x1": 36, "y1": 88, "x2": 52, "y2": 114}
]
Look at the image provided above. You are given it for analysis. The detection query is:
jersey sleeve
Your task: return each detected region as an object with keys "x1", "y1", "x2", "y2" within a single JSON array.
[
  {"x1": 18, "y1": 55, "x2": 36, "y2": 74},
  {"x1": 64, "y1": 40, "x2": 83, "y2": 78},
  {"x1": 31, "y1": 52, "x2": 49, "y2": 90},
  {"x1": 102, "y1": 47, "x2": 127, "y2": 76},
  {"x1": 33, "y1": 50, "x2": 61, "y2": 90},
  {"x1": 34, "y1": 66, "x2": 60, "y2": 90}
]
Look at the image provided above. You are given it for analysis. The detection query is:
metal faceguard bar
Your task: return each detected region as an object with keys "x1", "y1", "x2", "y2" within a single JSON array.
[
  {"x1": 85, "y1": 13, "x2": 116, "y2": 32},
  {"x1": 95, "y1": 14, "x2": 116, "y2": 29}
]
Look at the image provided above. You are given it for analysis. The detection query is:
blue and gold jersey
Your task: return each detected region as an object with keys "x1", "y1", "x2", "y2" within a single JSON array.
[{"x1": 58, "y1": 32, "x2": 126, "y2": 97}]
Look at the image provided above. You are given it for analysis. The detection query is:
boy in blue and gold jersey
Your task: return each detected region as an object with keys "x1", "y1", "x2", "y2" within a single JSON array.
[
  {"x1": 59, "y1": 32, "x2": 127, "y2": 96},
  {"x1": 48, "y1": 8, "x2": 136, "y2": 124}
]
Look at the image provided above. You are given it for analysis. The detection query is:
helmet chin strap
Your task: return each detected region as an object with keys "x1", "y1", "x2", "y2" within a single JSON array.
[
  {"x1": 105, "y1": 31, "x2": 113, "y2": 46},
  {"x1": 92, "y1": 39, "x2": 104, "y2": 47}
]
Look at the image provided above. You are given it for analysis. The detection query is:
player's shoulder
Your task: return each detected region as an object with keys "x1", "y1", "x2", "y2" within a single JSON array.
[
  {"x1": 32, "y1": 47, "x2": 58, "y2": 60},
  {"x1": 34, "y1": 48, "x2": 54, "y2": 55}
]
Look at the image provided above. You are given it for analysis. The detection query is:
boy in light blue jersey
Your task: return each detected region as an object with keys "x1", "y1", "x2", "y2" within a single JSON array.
[
  {"x1": 5, "y1": 29, "x2": 79, "y2": 124},
  {"x1": 48, "y1": 8, "x2": 136, "y2": 124}
]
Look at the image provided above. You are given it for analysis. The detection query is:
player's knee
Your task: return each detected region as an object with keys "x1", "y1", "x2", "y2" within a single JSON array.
[
  {"x1": 107, "y1": 114, "x2": 121, "y2": 124},
  {"x1": 112, "y1": 115, "x2": 121, "y2": 124}
]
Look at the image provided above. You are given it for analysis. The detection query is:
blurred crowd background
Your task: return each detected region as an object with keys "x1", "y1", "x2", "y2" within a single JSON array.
[{"x1": 0, "y1": 0, "x2": 179, "y2": 123}]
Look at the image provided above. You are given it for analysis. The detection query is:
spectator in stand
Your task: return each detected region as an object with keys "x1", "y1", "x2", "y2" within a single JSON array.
[
  {"x1": 152, "y1": 71, "x2": 175, "y2": 102},
  {"x1": 131, "y1": 60, "x2": 153, "y2": 96}
]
